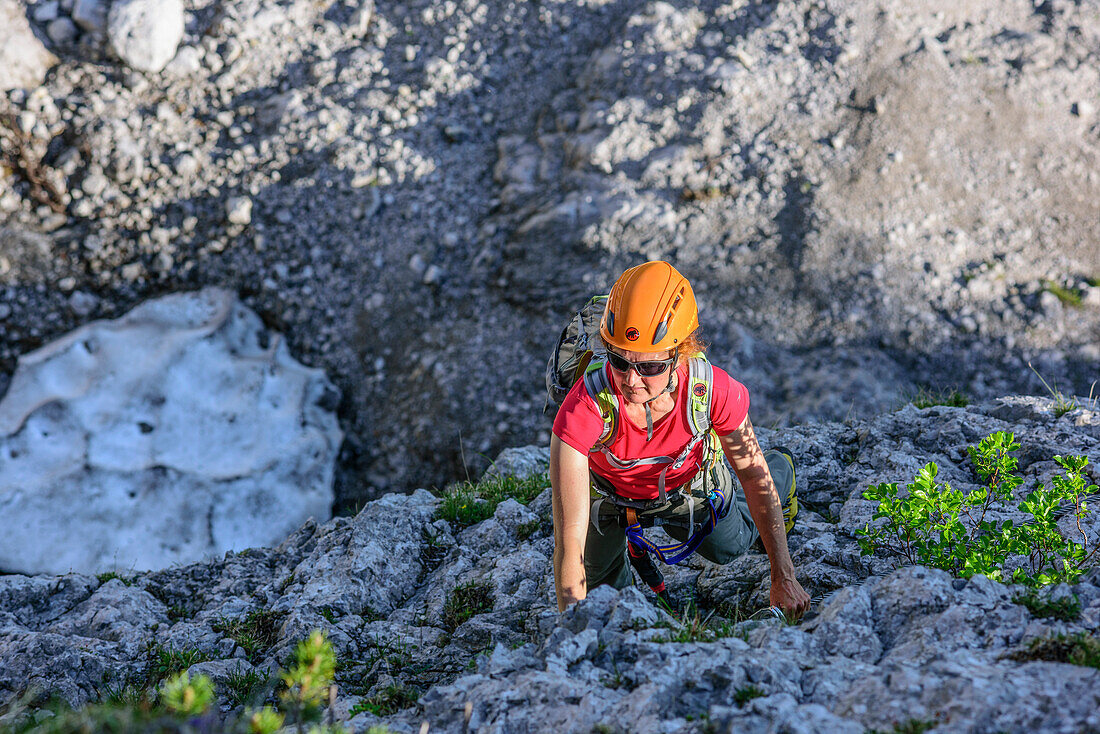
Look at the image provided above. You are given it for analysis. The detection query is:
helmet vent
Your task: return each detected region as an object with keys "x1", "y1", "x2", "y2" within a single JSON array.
[
  {"x1": 606, "y1": 311, "x2": 615, "y2": 336},
  {"x1": 653, "y1": 319, "x2": 668, "y2": 345}
]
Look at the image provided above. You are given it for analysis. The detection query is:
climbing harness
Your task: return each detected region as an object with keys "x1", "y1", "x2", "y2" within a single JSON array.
[{"x1": 583, "y1": 354, "x2": 734, "y2": 567}]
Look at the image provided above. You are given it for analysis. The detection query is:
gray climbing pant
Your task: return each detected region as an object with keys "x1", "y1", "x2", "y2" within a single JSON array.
[{"x1": 583, "y1": 449, "x2": 794, "y2": 591}]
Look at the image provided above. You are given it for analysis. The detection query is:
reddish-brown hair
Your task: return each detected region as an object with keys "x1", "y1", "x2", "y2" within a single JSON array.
[{"x1": 675, "y1": 330, "x2": 708, "y2": 367}]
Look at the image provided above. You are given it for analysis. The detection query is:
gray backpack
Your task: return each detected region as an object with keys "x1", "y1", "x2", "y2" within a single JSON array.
[{"x1": 545, "y1": 295, "x2": 608, "y2": 408}]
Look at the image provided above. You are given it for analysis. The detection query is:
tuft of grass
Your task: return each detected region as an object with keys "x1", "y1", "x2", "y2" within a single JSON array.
[
  {"x1": 348, "y1": 684, "x2": 420, "y2": 716},
  {"x1": 212, "y1": 609, "x2": 285, "y2": 664},
  {"x1": 590, "y1": 724, "x2": 627, "y2": 734},
  {"x1": 362, "y1": 637, "x2": 412, "y2": 678},
  {"x1": 1028, "y1": 362, "x2": 1079, "y2": 417},
  {"x1": 1044, "y1": 280, "x2": 1083, "y2": 307},
  {"x1": 145, "y1": 645, "x2": 209, "y2": 687},
  {"x1": 516, "y1": 518, "x2": 542, "y2": 540},
  {"x1": 435, "y1": 474, "x2": 550, "y2": 527},
  {"x1": 1013, "y1": 589, "x2": 1081, "y2": 621},
  {"x1": 96, "y1": 572, "x2": 132, "y2": 586},
  {"x1": 733, "y1": 684, "x2": 765, "y2": 707},
  {"x1": 868, "y1": 720, "x2": 938, "y2": 734},
  {"x1": 680, "y1": 185, "x2": 725, "y2": 202},
  {"x1": 223, "y1": 666, "x2": 269, "y2": 707},
  {"x1": 658, "y1": 603, "x2": 746, "y2": 644},
  {"x1": 277, "y1": 573, "x2": 296, "y2": 593},
  {"x1": 1009, "y1": 632, "x2": 1100, "y2": 669},
  {"x1": 441, "y1": 581, "x2": 493, "y2": 631},
  {"x1": 96, "y1": 675, "x2": 150, "y2": 708},
  {"x1": 910, "y1": 386, "x2": 970, "y2": 409},
  {"x1": 166, "y1": 605, "x2": 190, "y2": 623}
]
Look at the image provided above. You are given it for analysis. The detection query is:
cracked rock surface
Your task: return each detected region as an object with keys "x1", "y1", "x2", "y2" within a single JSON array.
[{"x1": 1, "y1": 396, "x2": 1098, "y2": 732}]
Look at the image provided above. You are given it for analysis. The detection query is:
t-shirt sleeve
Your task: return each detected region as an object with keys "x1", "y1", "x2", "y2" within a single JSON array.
[
  {"x1": 552, "y1": 379, "x2": 606, "y2": 455},
  {"x1": 710, "y1": 366, "x2": 750, "y2": 435}
]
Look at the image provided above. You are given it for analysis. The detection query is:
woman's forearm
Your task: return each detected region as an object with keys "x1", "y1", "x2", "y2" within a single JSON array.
[{"x1": 550, "y1": 435, "x2": 592, "y2": 611}]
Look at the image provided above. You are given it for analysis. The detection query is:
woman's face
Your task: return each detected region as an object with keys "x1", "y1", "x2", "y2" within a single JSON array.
[{"x1": 605, "y1": 346, "x2": 676, "y2": 404}]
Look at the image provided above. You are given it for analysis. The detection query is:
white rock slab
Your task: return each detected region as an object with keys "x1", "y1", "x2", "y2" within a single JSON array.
[
  {"x1": 0, "y1": 287, "x2": 343, "y2": 575},
  {"x1": 0, "y1": 0, "x2": 59, "y2": 91},
  {"x1": 107, "y1": 0, "x2": 185, "y2": 72}
]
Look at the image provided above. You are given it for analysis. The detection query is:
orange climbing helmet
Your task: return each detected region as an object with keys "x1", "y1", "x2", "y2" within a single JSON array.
[{"x1": 600, "y1": 261, "x2": 699, "y2": 353}]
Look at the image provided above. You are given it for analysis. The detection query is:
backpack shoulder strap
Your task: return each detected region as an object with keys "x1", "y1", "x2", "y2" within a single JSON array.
[
  {"x1": 686, "y1": 354, "x2": 714, "y2": 436},
  {"x1": 582, "y1": 361, "x2": 618, "y2": 448}
]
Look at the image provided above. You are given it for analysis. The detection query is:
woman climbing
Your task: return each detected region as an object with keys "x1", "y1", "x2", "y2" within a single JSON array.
[{"x1": 550, "y1": 260, "x2": 811, "y2": 619}]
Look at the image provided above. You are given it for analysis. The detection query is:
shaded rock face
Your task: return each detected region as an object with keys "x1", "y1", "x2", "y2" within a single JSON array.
[
  {"x1": 0, "y1": 288, "x2": 343, "y2": 575},
  {"x1": 1, "y1": 397, "x2": 1098, "y2": 732},
  {"x1": 0, "y1": 0, "x2": 58, "y2": 91}
]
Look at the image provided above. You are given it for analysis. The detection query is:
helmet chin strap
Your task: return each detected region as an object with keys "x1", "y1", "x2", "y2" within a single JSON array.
[{"x1": 642, "y1": 361, "x2": 677, "y2": 441}]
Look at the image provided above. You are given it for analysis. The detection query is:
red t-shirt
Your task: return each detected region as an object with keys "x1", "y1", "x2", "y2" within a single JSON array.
[{"x1": 552, "y1": 363, "x2": 750, "y2": 499}]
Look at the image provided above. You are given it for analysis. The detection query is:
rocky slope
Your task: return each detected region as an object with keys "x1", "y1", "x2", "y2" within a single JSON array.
[
  {"x1": 1, "y1": 396, "x2": 1098, "y2": 732},
  {"x1": 2, "y1": 0, "x2": 1099, "y2": 505}
]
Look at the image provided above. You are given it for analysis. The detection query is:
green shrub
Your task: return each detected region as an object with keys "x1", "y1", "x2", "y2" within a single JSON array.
[
  {"x1": 279, "y1": 630, "x2": 337, "y2": 725},
  {"x1": 441, "y1": 581, "x2": 493, "y2": 631},
  {"x1": 247, "y1": 706, "x2": 285, "y2": 734},
  {"x1": 858, "y1": 431, "x2": 1099, "y2": 586},
  {"x1": 436, "y1": 474, "x2": 550, "y2": 526},
  {"x1": 160, "y1": 671, "x2": 215, "y2": 717},
  {"x1": 1012, "y1": 589, "x2": 1082, "y2": 621},
  {"x1": 1009, "y1": 632, "x2": 1100, "y2": 669}
]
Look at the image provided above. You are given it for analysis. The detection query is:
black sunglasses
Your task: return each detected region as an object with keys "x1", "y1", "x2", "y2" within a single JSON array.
[{"x1": 605, "y1": 349, "x2": 677, "y2": 377}]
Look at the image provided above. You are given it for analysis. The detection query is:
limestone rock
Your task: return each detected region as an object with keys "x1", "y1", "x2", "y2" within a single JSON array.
[
  {"x1": 107, "y1": 0, "x2": 185, "y2": 72},
  {"x1": 0, "y1": 287, "x2": 343, "y2": 575},
  {"x1": 71, "y1": 0, "x2": 108, "y2": 34},
  {"x1": 2, "y1": 398, "x2": 1100, "y2": 728},
  {"x1": 482, "y1": 445, "x2": 550, "y2": 480},
  {"x1": 0, "y1": 0, "x2": 59, "y2": 91}
]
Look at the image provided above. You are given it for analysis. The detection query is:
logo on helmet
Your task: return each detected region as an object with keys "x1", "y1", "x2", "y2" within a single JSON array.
[
  {"x1": 693, "y1": 383, "x2": 707, "y2": 397},
  {"x1": 625, "y1": 327, "x2": 640, "y2": 341}
]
